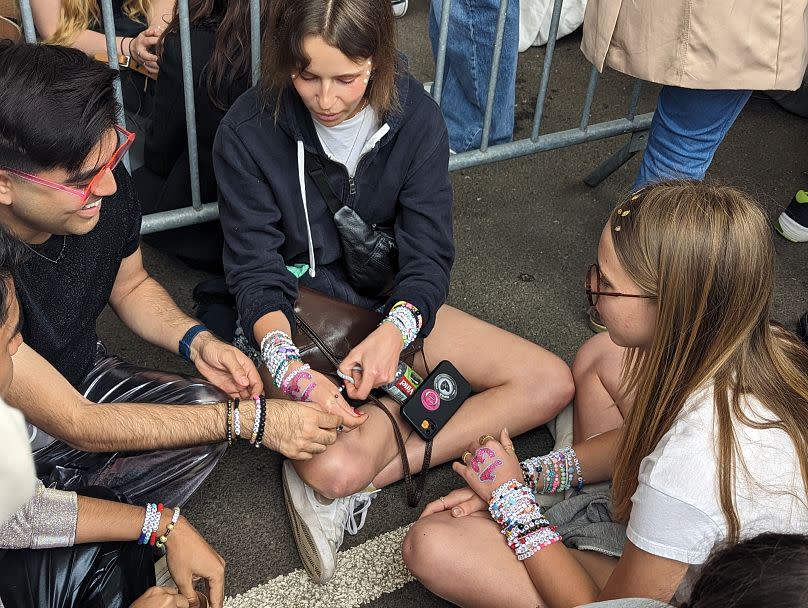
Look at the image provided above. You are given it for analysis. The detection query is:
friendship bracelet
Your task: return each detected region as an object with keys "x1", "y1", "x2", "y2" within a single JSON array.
[
  {"x1": 155, "y1": 506, "x2": 181, "y2": 550},
  {"x1": 254, "y1": 395, "x2": 267, "y2": 448},
  {"x1": 488, "y1": 480, "x2": 561, "y2": 560},
  {"x1": 250, "y1": 400, "x2": 262, "y2": 445},
  {"x1": 138, "y1": 503, "x2": 163, "y2": 545},
  {"x1": 520, "y1": 447, "x2": 585, "y2": 495},
  {"x1": 233, "y1": 398, "x2": 241, "y2": 438},
  {"x1": 226, "y1": 400, "x2": 234, "y2": 447},
  {"x1": 148, "y1": 503, "x2": 164, "y2": 546}
]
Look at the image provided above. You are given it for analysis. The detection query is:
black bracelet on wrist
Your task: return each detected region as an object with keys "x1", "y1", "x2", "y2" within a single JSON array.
[
  {"x1": 225, "y1": 400, "x2": 233, "y2": 446},
  {"x1": 254, "y1": 395, "x2": 267, "y2": 447}
]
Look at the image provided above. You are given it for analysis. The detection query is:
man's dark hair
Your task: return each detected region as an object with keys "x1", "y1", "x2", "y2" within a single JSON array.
[
  {"x1": 0, "y1": 223, "x2": 27, "y2": 326},
  {"x1": 0, "y1": 41, "x2": 120, "y2": 175}
]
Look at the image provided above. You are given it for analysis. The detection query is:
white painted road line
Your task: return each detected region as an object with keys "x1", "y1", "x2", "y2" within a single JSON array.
[{"x1": 224, "y1": 525, "x2": 415, "y2": 608}]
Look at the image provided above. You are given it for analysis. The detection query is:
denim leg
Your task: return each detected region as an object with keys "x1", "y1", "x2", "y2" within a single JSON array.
[
  {"x1": 634, "y1": 86, "x2": 752, "y2": 189},
  {"x1": 429, "y1": 0, "x2": 519, "y2": 152}
]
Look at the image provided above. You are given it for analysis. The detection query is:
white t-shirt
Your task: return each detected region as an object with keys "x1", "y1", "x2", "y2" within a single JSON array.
[
  {"x1": 626, "y1": 384, "x2": 808, "y2": 600},
  {"x1": 314, "y1": 105, "x2": 380, "y2": 177},
  {"x1": 0, "y1": 396, "x2": 36, "y2": 523}
]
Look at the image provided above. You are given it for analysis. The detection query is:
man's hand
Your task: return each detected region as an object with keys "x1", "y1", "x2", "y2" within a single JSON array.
[
  {"x1": 191, "y1": 332, "x2": 262, "y2": 399},
  {"x1": 262, "y1": 400, "x2": 343, "y2": 459},
  {"x1": 165, "y1": 516, "x2": 225, "y2": 608},
  {"x1": 130, "y1": 586, "x2": 193, "y2": 608}
]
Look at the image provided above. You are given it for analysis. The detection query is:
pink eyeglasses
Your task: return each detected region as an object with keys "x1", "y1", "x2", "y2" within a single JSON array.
[{"x1": 1, "y1": 125, "x2": 135, "y2": 205}]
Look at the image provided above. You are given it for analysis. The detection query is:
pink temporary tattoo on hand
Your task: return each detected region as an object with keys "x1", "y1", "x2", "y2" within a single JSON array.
[
  {"x1": 469, "y1": 447, "x2": 496, "y2": 473},
  {"x1": 479, "y1": 460, "x2": 502, "y2": 482},
  {"x1": 469, "y1": 447, "x2": 502, "y2": 482}
]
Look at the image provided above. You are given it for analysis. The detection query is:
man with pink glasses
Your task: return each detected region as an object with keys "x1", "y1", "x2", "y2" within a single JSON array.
[{"x1": 0, "y1": 42, "x2": 340, "y2": 511}]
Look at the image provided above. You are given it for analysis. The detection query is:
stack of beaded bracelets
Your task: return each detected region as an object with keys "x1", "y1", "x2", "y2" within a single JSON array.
[
  {"x1": 138, "y1": 504, "x2": 180, "y2": 548},
  {"x1": 226, "y1": 396, "x2": 266, "y2": 448},
  {"x1": 520, "y1": 446, "x2": 584, "y2": 494},
  {"x1": 138, "y1": 502, "x2": 163, "y2": 545},
  {"x1": 489, "y1": 480, "x2": 561, "y2": 560},
  {"x1": 260, "y1": 331, "x2": 316, "y2": 400},
  {"x1": 382, "y1": 301, "x2": 422, "y2": 348}
]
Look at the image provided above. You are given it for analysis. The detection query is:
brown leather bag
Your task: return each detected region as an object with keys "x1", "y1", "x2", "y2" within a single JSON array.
[{"x1": 292, "y1": 287, "x2": 432, "y2": 506}]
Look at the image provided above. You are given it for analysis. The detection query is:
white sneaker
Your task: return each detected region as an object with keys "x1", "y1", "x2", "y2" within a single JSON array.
[
  {"x1": 392, "y1": 0, "x2": 408, "y2": 18},
  {"x1": 282, "y1": 460, "x2": 378, "y2": 583}
]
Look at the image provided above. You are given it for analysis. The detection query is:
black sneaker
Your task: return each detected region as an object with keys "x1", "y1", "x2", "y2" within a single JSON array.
[{"x1": 775, "y1": 190, "x2": 808, "y2": 243}]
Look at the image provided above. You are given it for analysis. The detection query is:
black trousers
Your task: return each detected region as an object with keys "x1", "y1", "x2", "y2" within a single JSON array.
[
  {"x1": 33, "y1": 346, "x2": 228, "y2": 506},
  {"x1": 0, "y1": 486, "x2": 156, "y2": 608}
]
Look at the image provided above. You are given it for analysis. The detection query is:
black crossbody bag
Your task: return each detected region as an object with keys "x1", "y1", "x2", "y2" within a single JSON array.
[{"x1": 305, "y1": 151, "x2": 398, "y2": 298}]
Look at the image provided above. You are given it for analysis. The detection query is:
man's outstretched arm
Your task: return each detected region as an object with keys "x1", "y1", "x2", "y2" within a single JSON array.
[
  {"x1": 108, "y1": 246, "x2": 261, "y2": 399},
  {"x1": 9, "y1": 342, "x2": 340, "y2": 458}
]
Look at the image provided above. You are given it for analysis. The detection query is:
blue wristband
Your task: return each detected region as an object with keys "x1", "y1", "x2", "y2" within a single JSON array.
[{"x1": 179, "y1": 324, "x2": 208, "y2": 361}]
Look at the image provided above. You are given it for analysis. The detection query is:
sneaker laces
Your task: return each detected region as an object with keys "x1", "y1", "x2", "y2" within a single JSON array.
[{"x1": 343, "y1": 490, "x2": 379, "y2": 535}]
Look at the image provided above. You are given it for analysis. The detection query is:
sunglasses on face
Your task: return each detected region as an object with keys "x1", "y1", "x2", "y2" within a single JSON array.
[
  {"x1": 585, "y1": 263, "x2": 656, "y2": 307},
  {"x1": 1, "y1": 125, "x2": 135, "y2": 205}
]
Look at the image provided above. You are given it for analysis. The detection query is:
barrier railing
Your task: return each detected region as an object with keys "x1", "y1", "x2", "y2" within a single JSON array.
[{"x1": 16, "y1": 0, "x2": 652, "y2": 235}]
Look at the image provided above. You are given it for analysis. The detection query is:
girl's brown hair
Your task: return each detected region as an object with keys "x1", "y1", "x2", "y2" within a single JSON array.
[
  {"x1": 47, "y1": 0, "x2": 152, "y2": 46},
  {"x1": 610, "y1": 182, "x2": 808, "y2": 541},
  {"x1": 160, "y1": 0, "x2": 271, "y2": 111},
  {"x1": 261, "y1": 0, "x2": 398, "y2": 118}
]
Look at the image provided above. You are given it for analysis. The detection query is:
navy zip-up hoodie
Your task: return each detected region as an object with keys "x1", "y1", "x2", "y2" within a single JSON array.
[{"x1": 214, "y1": 68, "x2": 454, "y2": 345}]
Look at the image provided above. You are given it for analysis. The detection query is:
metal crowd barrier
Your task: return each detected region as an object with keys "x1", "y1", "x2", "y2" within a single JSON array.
[{"x1": 17, "y1": 0, "x2": 653, "y2": 235}]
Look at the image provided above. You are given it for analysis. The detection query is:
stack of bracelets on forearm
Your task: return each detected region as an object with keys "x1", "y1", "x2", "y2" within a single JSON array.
[
  {"x1": 382, "y1": 301, "x2": 423, "y2": 348},
  {"x1": 138, "y1": 503, "x2": 180, "y2": 548},
  {"x1": 260, "y1": 330, "x2": 316, "y2": 401},
  {"x1": 520, "y1": 447, "x2": 584, "y2": 494},
  {"x1": 489, "y1": 480, "x2": 561, "y2": 560},
  {"x1": 225, "y1": 396, "x2": 266, "y2": 448}
]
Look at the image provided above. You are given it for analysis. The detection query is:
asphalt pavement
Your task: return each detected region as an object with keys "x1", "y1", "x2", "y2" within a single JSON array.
[{"x1": 96, "y1": 1, "x2": 807, "y2": 605}]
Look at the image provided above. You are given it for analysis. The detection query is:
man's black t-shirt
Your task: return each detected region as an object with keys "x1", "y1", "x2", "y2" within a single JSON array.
[{"x1": 15, "y1": 166, "x2": 142, "y2": 388}]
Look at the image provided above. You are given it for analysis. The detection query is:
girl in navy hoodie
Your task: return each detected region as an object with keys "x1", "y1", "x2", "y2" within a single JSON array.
[{"x1": 213, "y1": 0, "x2": 574, "y2": 584}]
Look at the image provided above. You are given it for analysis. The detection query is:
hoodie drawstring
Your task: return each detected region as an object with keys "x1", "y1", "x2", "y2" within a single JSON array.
[{"x1": 297, "y1": 140, "x2": 316, "y2": 277}]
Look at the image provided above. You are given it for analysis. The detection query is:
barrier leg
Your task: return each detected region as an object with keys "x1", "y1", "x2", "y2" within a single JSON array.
[{"x1": 583, "y1": 129, "x2": 648, "y2": 187}]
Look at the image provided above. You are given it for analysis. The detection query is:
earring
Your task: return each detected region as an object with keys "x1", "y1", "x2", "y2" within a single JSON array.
[{"x1": 291, "y1": 74, "x2": 296, "y2": 79}]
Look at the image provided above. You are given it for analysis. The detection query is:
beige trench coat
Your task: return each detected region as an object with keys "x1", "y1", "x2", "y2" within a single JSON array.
[{"x1": 582, "y1": 0, "x2": 808, "y2": 90}]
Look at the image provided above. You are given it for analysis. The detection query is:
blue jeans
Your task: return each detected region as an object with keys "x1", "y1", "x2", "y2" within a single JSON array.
[
  {"x1": 429, "y1": 0, "x2": 519, "y2": 152},
  {"x1": 634, "y1": 86, "x2": 752, "y2": 189}
]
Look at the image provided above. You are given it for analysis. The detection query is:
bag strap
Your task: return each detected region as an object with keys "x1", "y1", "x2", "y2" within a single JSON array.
[
  {"x1": 296, "y1": 315, "x2": 433, "y2": 507},
  {"x1": 304, "y1": 150, "x2": 343, "y2": 216}
]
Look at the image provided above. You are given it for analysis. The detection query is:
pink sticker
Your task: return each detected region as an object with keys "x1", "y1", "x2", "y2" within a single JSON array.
[{"x1": 421, "y1": 388, "x2": 440, "y2": 411}]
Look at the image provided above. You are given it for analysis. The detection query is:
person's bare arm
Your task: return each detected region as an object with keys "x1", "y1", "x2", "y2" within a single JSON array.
[
  {"x1": 76, "y1": 495, "x2": 225, "y2": 608},
  {"x1": 148, "y1": 0, "x2": 175, "y2": 28},
  {"x1": 10, "y1": 342, "x2": 225, "y2": 452},
  {"x1": 109, "y1": 247, "x2": 262, "y2": 398},
  {"x1": 29, "y1": 0, "x2": 161, "y2": 64},
  {"x1": 8, "y1": 342, "x2": 339, "y2": 457}
]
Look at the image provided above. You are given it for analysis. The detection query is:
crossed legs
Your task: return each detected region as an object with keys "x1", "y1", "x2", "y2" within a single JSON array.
[
  {"x1": 401, "y1": 333, "x2": 629, "y2": 607},
  {"x1": 292, "y1": 304, "x2": 575, "y2": 500}
]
